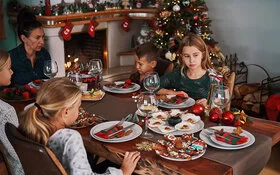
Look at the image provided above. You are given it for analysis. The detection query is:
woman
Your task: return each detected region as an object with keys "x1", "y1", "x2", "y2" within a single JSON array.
[
  {"x1": 157, "y1": 33, "x2": 213, "y2": 106},
  {"x1": 0, "y1": 50, "x2": 24, "y2": 175},
  {"x1": 9, "y1": 8, "x2": 51, "y2": 86},
  {"x1": 19, "y1": 77, "x2": 140, "y2": 175}
]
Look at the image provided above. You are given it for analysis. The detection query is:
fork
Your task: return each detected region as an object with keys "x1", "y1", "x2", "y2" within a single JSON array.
[{"x1": 101, "y1": 114, "x2": 131, "y2": 132}]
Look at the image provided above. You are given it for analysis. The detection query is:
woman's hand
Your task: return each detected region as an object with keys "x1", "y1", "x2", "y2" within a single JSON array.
[
  {"x1": 196, "y1": 98, "x2": 207, "y2": 107},
  {"x1": 121, "y1": 151, "x2": 141, "y2": 175}
]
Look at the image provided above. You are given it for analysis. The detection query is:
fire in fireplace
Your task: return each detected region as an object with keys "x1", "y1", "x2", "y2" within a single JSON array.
[{"x1": 64, "y1": 30, "x2": 107, "y2": 72}]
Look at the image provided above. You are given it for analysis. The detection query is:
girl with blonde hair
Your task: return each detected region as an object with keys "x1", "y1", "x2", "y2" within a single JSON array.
[
  {"x1": 0, "y1": 50, "x2": 24, "y2": 175},
  {"x1": 19, "y1": 77, "x2": 140, "y2": 175}
]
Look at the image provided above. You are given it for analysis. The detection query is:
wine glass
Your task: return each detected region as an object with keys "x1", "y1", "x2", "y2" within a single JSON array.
[
  {"x1": 88, "y1": 59, "x2": 103, "y2": 90},
  {"x1": 212, "y1": 85, "x2": 231, "y2": 124},
  {"x1": 143, "y1": 72, "x2": 160, "y2": 93},
  {"x1": 68, "y1": 72, "x2": 82, "y2": 86},
  {"x1": 43, "y1": 60, "x2": 58, "y2": 79},
  {"x1": 137, "y1": 91, "x2": 158, "y2": 138}
]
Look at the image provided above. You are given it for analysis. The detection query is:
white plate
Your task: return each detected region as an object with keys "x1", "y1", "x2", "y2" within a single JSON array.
[
  {"x1": 199, "y1": 126, "x2": 255, "y2": 150},
  {"x1": 151, "y1": 111, "x2": 168, "y2": 120},
  {"x1": 159, "y1": 97, "x2": 195, "y2": 109},
  {"x1": 103, "y1": 81, "x2": 141, "y2": 94},
  {"x1": 158, "y1": 149, "x2": 206, "y2": 161},
  {"x1": 149, "y1": 120, "x2": 204, "y2": 135},
  {"x1": 181, "y1": 113, "x2": 201, "y2": 124},
  {"x1": 90, "y1": 121, "x2": 142, "y2": 143},
  {"x1": 174, "y1": 122, "x2": 194, "y2": 131}
]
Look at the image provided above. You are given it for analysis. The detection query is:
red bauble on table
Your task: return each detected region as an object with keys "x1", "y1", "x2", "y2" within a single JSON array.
[
  {"x1": 209, "y1": 113, "x2": 220, "y2": 123},
  {"x1": 209, "y1": 107, "x2": 222, "y2": 116},
  {"x1": 221, "y1": 111, "x2": 235, "y2": 126},
  {"x1": 191, "y1": 104, "x2": 205, "y2": 116}
]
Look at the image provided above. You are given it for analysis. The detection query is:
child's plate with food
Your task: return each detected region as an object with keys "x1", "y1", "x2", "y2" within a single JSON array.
[
  {"x1": 90, "y1": 121, "x2": 142, "y2": 143},
  {"x1": 82, "y1": 90, "x2": 105, "y2": 101},
  {"x1": 199, "y1": 126, "x2": 255, "y2": 150},
  {"x1": 103, "y1": 81, "x2": 141, "y2": 94},
  {"x1": 158, "y1": 95, "x2": 195, "y2": 109}
]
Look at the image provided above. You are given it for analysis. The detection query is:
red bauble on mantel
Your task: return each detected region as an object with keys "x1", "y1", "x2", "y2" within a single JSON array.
[
  {"x1": 221, "y1": 111, "x2": 235, "y2": 126},
  {"x1": 191, "y1": 104, "x2": 205, "y2": 116}
]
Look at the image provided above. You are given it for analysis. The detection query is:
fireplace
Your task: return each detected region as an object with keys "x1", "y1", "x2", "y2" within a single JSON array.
[
  {"x1": 43, "y1": 21, "x2": 142, "y2": 77},
  {"x1": 64, "y1": 30, "x2": 107, "y2": 72}
]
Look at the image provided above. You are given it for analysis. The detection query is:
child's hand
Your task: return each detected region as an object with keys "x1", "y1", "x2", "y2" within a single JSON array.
[
  {"x1": 121, "y1": 151, "x2": 141, "y2": 175},
  {"x1": 196, "y1": 98, "x2": 207, "y2": 107}
]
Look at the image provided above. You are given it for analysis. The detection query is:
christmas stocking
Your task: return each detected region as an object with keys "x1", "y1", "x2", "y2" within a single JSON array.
[
  {"x1": 88, "y1": 19, "x2": 99, "y2": 37},
  {"x1": 121, "y1": 16, "x2": 131, "y2": 32},
  {"x1": 61, "y1": 20, "x2": 73, "y2": 41}
]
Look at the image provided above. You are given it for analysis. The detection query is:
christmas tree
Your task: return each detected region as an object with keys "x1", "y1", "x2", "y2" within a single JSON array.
[{"x1": 151, "y1": 0, "x2": 224, "y2": 67}]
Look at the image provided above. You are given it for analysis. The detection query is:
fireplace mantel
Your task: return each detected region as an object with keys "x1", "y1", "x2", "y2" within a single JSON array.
[
  {"x1": 8, "y1": 9, "x2": 156, "y2": 28},
  {"x1": 8, "y1": 9, "x2": 152, "y2": 78}
]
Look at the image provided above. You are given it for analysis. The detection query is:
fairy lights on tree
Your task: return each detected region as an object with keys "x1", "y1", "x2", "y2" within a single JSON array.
[{"x1": 151, "y1": 0, "x2": 224, "y2": 67}]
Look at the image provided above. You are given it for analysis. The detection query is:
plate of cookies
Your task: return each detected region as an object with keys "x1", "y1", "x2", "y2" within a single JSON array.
[{"x1": 153, "y1": 134, "x2": 207, "y2": 161}]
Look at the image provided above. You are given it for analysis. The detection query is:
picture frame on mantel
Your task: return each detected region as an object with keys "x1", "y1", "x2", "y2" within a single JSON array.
[{"x1": 0, "y1": 0, "x2": 5, "y2": 40}]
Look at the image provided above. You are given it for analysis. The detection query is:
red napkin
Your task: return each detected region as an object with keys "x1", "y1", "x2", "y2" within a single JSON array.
[
  {"x1": 214, "y1": 130, "x2": 248, "y2": 145},
  {"x1": 95, "y1": 125, "x2": 124, "y2": 139}
]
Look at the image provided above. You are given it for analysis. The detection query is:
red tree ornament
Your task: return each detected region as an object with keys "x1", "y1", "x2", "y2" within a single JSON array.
[
  {"x1": 191, "y1": 104, "x2": 205, "y2": 116},
  {"x1": 221, "y1": 111, "x2": 235, "y2": 126},
  {"x1": 88, "y1": 19, "x2": 99, "y2": 37},
  {"x1": 121, "y1": 16, "x2": 131, "y2": 32},
  {"x1": 61, "y1": 20, "x2": 73, "y2": 41}
]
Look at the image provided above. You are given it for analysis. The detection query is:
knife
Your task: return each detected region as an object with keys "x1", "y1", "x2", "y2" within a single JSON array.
[{"x1": 108, "y1": 123, "x2": 135, "y2": 138}]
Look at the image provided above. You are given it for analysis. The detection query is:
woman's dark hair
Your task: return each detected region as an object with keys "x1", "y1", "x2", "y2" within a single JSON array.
[{"x1": 17, "y1": 8, "x2": 43, "y2": 42}]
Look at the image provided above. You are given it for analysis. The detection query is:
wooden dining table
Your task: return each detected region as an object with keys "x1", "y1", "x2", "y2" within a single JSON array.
[
  {"x1": 5, "y1": 90, "x2": 280, "y2": 175},
  {"x1": 76, "y1": 92, "x2": 280, "y2": 175}
]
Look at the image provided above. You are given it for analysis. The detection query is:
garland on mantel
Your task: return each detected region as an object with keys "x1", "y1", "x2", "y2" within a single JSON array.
[{"x1": 8, "y1": 0, "x2": 157, "y2": 16}]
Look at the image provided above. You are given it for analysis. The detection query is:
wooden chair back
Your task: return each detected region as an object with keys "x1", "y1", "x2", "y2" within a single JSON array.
[{"x1": 5, "y1": 123, "x2": 67, "y2": 175}]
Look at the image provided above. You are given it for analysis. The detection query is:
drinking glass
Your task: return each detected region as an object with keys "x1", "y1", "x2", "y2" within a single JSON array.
[
  {"x1": 143, "y1": 72, "x2": 160, "y2": 93},
  {"x1": 88, "y1": 59, "x2": 103, "y2": 90},
  {"x1": 43, "y1": 60, "x2": 58, "y2": 79},
  {"x1": 212, "y1": 85, "x2": 231, "y2": 124},
  {"x1": 88, "y1": 59, "x2": 103, "y2": 75},
  {"x1": 68, "y1": 72, "x2": 82, "y2": 86},
  {"x1": 137, "y1": 91, "x2": 158, "y2": 138}
]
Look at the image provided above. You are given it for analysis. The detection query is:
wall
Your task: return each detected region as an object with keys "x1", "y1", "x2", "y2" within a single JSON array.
[
  {"x1": 0, "y1": 0, "x2": 17, "y2": 51},
  {"x1": 206, "y1": 0, "x2": 280, "y2": 83}
]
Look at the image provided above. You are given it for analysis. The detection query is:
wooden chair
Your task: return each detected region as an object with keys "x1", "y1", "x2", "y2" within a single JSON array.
[{"x1": 5, "y1": 123, "x2": 67, "y2": 175}]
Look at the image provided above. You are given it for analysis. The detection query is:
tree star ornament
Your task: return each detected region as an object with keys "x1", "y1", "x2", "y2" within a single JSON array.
[
  {"x1": 202, "y1": 32, "x2": 210, "y2": 39},
  {"x1": 186, "y1": 22, "x2": 191, "y2": 31}
]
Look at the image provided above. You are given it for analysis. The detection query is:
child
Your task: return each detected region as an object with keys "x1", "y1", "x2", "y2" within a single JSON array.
[
  {"x1": 129, "y1": 43, "x2": 174, "y2": 87},
  {"x1": 157, "y1": 33, "x2": 213, "y2": 106},
  {"x1": 0, "y1": 50, "x2": 24, "y2": 175},
  {"x1": 18, "y1": 77, "x2": 140, "y2": 175}
]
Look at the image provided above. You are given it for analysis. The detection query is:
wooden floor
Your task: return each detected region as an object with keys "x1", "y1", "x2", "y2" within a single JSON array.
[{"x1": 259, "y1": 142, "x2": 280, "y2": 175}]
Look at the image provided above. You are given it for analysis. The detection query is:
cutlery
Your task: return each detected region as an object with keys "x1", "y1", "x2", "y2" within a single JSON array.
[
  {"x1": 97, "y1": 114, "x2": 132, "y2": 133},
  {"x1": 108, "y1": 123, "x2": 135, "y2": 138}
]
